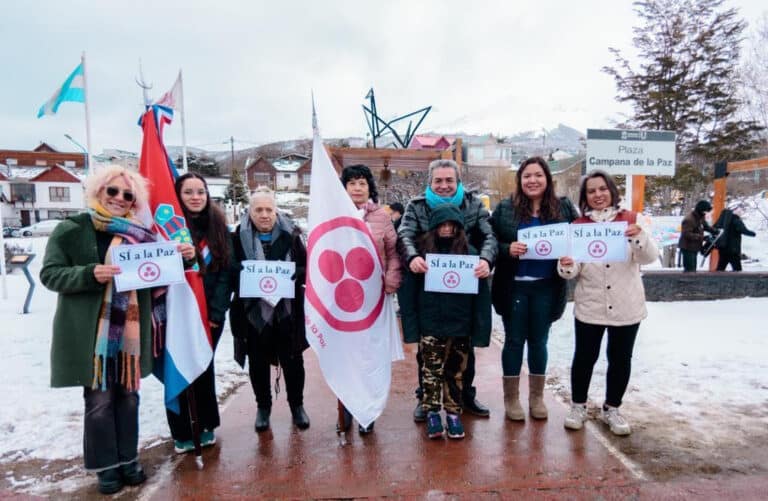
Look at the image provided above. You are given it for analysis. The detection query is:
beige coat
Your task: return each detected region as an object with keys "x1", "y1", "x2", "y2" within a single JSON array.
[{"x1": 558, "y1": 210, "x2": 658, "y2": 326}]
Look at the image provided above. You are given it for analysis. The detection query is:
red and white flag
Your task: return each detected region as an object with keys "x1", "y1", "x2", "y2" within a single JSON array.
[
  {"x1": 304, "y1": 102, "x2": 402, "y2": 428},
  {"x1": 155, "y1": 71, "x2": 182, "y2": 109}
]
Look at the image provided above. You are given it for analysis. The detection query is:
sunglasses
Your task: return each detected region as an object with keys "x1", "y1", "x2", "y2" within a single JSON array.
[{"x1": 105, "y1": 186, "x2": 135, "y2": 202}]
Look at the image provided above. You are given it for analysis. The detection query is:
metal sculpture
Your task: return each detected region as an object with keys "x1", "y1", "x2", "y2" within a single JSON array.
[{"x1": 362, "y1": 88, "x2": 431, "y2": 149}]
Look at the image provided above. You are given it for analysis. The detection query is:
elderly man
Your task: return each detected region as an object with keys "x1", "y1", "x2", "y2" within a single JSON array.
[
  {"x1": 229, "y1": 186, "x2": 310, "y2": 432},
  {"x1": 398, "y1": 159, "x2": 497, "y2": 420}
]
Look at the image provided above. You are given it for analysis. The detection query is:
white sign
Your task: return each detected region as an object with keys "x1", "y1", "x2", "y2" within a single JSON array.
[
  {"x1": 424, "y1": 253, "x2": 479, "y2": 294},
  {"x1": 586, "y1": 128, "x2": 676, "y2": 176},
  {"x1": 570, "y1": 222, "x2": 628, "y2": 263},
  {"x1": 518, "y1": 222, "x2": 569, "y2": 260},
  {"x1": 239, "y1": 260, "x2": 295, "y2": 299},
  {"x1": 111, "y1": 241, "x2": 185, "y2": 292}
]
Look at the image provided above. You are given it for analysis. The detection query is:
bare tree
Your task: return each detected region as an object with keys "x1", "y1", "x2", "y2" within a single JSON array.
[{"x1": 740, "y1": 13, "x2": 768, "y2": 148}]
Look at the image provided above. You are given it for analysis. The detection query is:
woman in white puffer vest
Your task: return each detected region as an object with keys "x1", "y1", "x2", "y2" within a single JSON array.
[{"x1": 557, "y1": 170, "x2": 658, "y2": 436}]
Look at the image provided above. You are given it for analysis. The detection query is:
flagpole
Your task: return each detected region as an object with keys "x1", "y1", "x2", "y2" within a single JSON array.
[
  {"x1": 81, "y1": 51, "x2": 94, "y2": 174},
  {"x1": 178, "y1": 70, "x2": 189, "y2": 173}
]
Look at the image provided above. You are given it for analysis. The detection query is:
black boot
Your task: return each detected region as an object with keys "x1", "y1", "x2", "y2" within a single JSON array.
[
  {"x1": 291, "y1": 405, "x2": 310, "y2": 430},
  {"x1": 254, "y1": 407, "x2": 271, "y2": 432},
  {"x1": 97, "y1": 467, "x2": 123, "y2": 495},
  {"x1": 413, "y1": 400, "x2": 427, "y2": 422},
  {"x1": 358, "y1": 421, "x2": 375, "y2": 434},
  {"x1": 413, "y1": 387, "x2": 426, "y2": 422},
  {"x1": 463, "y1": 396, "x2": 490, "y2": 417},
  {"x1": 119, "y1": 461, "x2": 147, "y2": 486}
]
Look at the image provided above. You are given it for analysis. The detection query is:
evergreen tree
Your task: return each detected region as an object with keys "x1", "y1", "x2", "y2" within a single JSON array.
[
  {"x1": 176, "y1": 153, "x2": 221, "y2": 177},
  {"x1": 226, "y1": 168, "x2": 250, "y2": 205},
  {"x1": 603, "y1": 0, "x2": 764, "y2": 208}
]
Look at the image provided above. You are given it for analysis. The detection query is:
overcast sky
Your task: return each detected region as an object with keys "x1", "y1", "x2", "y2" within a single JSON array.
[{"x1": 1, "y1": 0, "x2": 765, "y2": 154}]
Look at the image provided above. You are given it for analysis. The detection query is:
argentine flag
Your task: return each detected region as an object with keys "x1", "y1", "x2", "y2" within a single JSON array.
[{"x1": 37, "y1": 63, "x2": 85, "y2": 118}]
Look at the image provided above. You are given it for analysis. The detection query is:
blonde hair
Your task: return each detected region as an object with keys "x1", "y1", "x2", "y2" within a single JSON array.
[{"x1": 84, "y1": 165, "x2": 149, "y2": 212}]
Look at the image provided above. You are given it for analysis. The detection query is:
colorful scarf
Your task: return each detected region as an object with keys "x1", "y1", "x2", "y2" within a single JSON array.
[
  {"x1": 90, "y1": 202, "x2": 156, "y2": 391},
  {"x1": 425, "y1": 182, "x2": 465, "y2": 209}
]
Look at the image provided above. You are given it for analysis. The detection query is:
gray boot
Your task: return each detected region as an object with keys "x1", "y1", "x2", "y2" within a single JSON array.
[
  {"x1": 528, "y1": 374, "x2": 548, "y2": 420},
  {"x1": 503, "y1": 376, "x2": 525, "y2": 421}
]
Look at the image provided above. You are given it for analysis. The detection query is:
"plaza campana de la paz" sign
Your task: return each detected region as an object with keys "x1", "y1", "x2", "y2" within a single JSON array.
[{"x1": 586, "y1": 129, "x2": 676, "y2": 176}]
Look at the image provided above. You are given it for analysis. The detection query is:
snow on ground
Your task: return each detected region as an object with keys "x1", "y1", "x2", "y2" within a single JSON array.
[
  {"x1": 1, "y1": 191, "x2": 766, "y2": 490},
  {"x1": 0, "y1": 237, "x2": 248, "y2": 465}
]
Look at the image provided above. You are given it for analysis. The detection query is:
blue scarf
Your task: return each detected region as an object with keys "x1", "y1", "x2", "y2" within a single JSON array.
[{"x1": 425, "y1": 183, "x2": 464, "y2": 209}]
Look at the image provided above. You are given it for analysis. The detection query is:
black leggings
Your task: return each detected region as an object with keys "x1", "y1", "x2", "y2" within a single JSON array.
[{"x1": 571, "y1": 319, "x2": 639, "y2": 408}]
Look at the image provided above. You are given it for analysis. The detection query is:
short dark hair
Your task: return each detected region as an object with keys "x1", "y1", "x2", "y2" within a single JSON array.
[
  {"x1": 389, "y1": 202, "x2": 405, "y2": 214},
  {"x1": 340, "y1": 164, "x2": 379, "y2": 203},
  {"x1": 578, "y1": 170, "x2": 620, "y2": 213}
]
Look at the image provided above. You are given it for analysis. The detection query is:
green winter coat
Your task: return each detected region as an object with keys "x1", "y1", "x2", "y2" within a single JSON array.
[
  {"x1": 490, "y1": 197, "x2": 578, "y2": 321},
  {"x1": 40, "y1": 213, "x2": 153, "y2": 388}
]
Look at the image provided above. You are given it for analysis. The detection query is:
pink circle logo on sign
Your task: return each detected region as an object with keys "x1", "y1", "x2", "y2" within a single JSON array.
[
  {"x1": 588, "y1": 240, "x2": 608, "y2": 258},
  {"x1": 535, "y1": 240, "x2": 552, "y2": 256},
  {"x1": 138, "y1": 262, "x2": 161, "y2": 282},
  {"x1": 442, "y1": 271, "x2": 461, "y2": 289},
  {"x1": 306, "y1": 217, "x2": 384, "y2": 332},
  {"x1": 259, "y1": 276, "x2": 277, "y2": 294}
]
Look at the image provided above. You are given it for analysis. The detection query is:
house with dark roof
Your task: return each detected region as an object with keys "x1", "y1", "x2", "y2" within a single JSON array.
[{"x1": 0, "y1": 144, "x2": 86, "y2": 226}]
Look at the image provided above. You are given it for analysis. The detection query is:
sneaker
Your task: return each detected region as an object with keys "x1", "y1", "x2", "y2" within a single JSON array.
[
  {"x1": 445, "y1": 413, "x2": 465, "y2": 439},
  {"x1": 173, "y1": 439, "x2": 195, "y2": 454},
  {"x1": 200, "y1": 430, "x2": 216, "y2": 447},
  {"x1": 425, "y1": 411, "x2": 444, "y2": 439},
  {"x1": 358, "y1": 422, "x2": 375, "y2": 434},
  {"x1": 601, "y1": 406, "x2": 631, "y2": 436},
  {"x1": 564, "y1": 403, "x2": 588, "y2": 430}
]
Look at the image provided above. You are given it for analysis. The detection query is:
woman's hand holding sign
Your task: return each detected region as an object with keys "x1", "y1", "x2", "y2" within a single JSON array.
[
  {"x1": 509, "y1": 241, "x2": 527, "y2": 257},
  {"x1": 93, "y1": 264, "x2": 121, "y2": 284}
]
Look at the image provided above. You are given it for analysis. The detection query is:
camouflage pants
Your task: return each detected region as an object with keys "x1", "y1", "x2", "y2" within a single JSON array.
[{"x1": 420, "y1": 335, "x2": 470, "y2": 414}]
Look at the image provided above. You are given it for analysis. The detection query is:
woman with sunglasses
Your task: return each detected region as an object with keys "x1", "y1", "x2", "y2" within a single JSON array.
[
  {"x1": 41, "y1": 165, "x2": 194, "y2": 495},
  {"x1": 166, "y1": 173, "x2": 233, "y2": 453}
]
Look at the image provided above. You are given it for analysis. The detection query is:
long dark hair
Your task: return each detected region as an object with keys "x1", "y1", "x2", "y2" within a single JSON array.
[
  {"x1": 340, "y1": 164, "x2": 379, "y2": 203},
  {"x1": 578, "y1": 169, "x2": 620, "y2": 214},
  {"x1": 418, "y1": 225, "x2": 469, "y2": 256},
  {"x1": 175, "y1": 172, "x2": 230, "y2": 273},
  {"x1": 513, "y1": 156, "x2": 561, "y2": 222}
]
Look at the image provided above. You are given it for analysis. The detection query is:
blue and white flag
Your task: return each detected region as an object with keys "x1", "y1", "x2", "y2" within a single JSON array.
[{"x1": 37, "y1": 63, "x2": 85, "y2": 118}]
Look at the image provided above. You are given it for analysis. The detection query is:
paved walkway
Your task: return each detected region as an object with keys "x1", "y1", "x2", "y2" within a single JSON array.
[{"x1": 146, "y1": 342, "x2": 650, "y2": 499}]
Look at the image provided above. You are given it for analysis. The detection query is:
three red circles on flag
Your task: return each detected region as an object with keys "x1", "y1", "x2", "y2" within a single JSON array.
[{"x1": 306, "y1": 217, "x2": 384, "y2": 332}]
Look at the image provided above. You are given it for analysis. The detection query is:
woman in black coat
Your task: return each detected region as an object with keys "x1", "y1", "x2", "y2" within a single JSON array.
[
  {"x1": 713, "y1": 208, "x2": 756, "y2": 271},
  {"x1": 166, "y1": 173, "x2": 233, "y2": 454}
]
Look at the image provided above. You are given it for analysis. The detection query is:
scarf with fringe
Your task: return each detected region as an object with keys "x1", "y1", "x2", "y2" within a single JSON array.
[{"x1": 90, "y1": 202, "x2": 156, "y2": 391}]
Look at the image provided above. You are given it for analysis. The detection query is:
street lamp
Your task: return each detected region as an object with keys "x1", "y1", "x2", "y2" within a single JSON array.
[{"x1": 64, "y1": 134, "x2": 88, "y2": 173}]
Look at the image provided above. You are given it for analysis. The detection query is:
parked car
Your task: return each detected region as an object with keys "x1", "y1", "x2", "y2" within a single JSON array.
[
  {"x1": 12, "y1": 219, "x2": 62, "y2": 237},
  {"x1": 3, "y1": 226, "x2": 21, "y2": 238}
]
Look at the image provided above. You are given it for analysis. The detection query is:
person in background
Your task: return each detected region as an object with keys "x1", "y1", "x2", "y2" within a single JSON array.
[
  {"x1": 166, "y1": 173, "x2": 233, "y2": 453},
  {"x1": 229, "y1": 187, "x2": 310, "y2": 433},
  {"x1": 398, "y1": 159, "x2": 497, "y2": 421},
  {"x1": 340, "y1": 164, "x2": 402, "y2": 434},
  {"x1": 389, "y1": 202, "x2": 405, "y2": 231},
  {"x1": 41, "y1": 166, "x2": 193, "y2": 494},
  {"x1": 713, "y1": 208, "x2": 756, "y2": 271},
  {"x1": 678, "y1": 200, "x2": 715, "y2": 272},
  {"x1": 490, "y1": 156, "x2": 577, "y2": 422},
  {"x1": 398, "y1": 204, "x2": 491, "y2": 440},
  {"x1": 558, "y1": 170, "x2": 658, "y2": 436}
]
